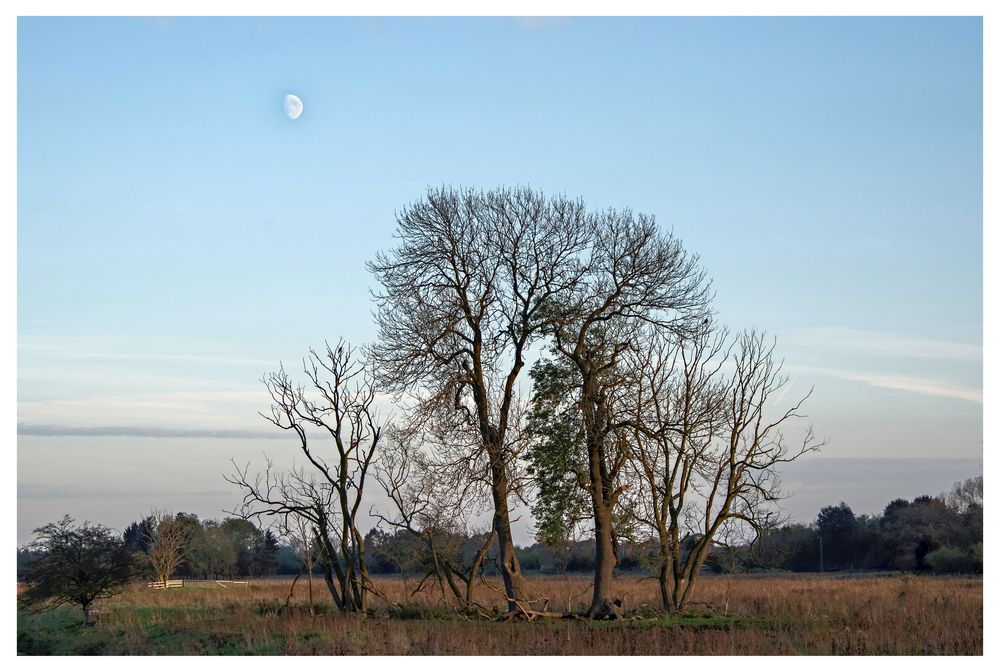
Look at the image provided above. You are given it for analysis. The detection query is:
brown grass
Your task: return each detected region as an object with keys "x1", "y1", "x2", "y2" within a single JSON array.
[{"x1": 17, "y1": 573, "x2": 982, "y2": 655}]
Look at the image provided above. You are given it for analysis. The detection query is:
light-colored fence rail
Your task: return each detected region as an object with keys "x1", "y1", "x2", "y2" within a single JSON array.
[
  {"x1": 147, "y1": 579, "x2": 184, "y2": 590},
  {"x1": 215, "y1": 580, "x2": 250, "y2": 589}
]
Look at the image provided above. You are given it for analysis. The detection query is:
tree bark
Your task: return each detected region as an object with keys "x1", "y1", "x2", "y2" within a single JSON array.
[
  {"x1": 589, "y1": 494, "x2": 619, "y2": 618},
  {"x1": 489, "y1": 452, "x2": 528, "y2": 610},
  {"x1": 657, "y1": 543, "x2": 673, "y2": 612}
]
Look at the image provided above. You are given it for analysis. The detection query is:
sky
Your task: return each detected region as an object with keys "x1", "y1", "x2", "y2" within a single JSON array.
[{"x1": 16, "y1": 16, "x2": 983, "y2": 544}]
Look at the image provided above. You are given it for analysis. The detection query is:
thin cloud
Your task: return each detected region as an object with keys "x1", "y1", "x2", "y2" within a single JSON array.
[
  {"x1": 511, "y1": 17, "x2": 573, "y2": 31},
  {"x1": 18, "y1": 482, "x2": 232, "y2": 501},
  {"x1": 785, "y1": 327, "x2": 981, "y2": 361},
  {"x1": 810, "y1": 367, "x2": 982, "y2": 404},
  {"x1": 19, "y1": 344, "x2": 274, "y2": 368},
  {"x1": 17, "y1": 424, "x2": 285, "y2": 440}
]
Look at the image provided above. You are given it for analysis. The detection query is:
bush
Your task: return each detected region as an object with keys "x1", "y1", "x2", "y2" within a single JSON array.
[{"x1": 925, "y1": 546, "x2": 972, "y2": 574}]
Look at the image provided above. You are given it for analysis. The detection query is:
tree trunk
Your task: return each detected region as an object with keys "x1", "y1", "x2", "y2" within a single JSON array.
[
  {"x1": 489, "y1": 451, "x2": 528, "y2": 611},
  {"x1": 581, "y1": 381, "x2": 621, "y2": 619},
  {"x1": 589, "y1": 496, "x2": 620, "y2": 618},
  {"x1": 305, "y1": 538, "x2": 315, "y2": 614},
  {"x1": 658, "y1": 550, "x2": 673, "y2": 612},
  {"x1": 465, "y1": 530, "x2": 496, "y2": 606},
  {"x1": 82, "y1": 604, "x2": 92, "y2": 626}
]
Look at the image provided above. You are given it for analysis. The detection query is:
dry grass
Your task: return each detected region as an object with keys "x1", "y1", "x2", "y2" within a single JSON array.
[{"x1": 17, "y1": 573, "x2": 982, "y2": 655}]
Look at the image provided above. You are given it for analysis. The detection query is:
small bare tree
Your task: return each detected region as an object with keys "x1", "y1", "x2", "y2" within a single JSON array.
[
  {"x1": 373, "y1": 427, "x2": 498, "y2": 614},
  {"x1": 278, "y1": 515, "x2": 317, "y2": 614},
  {"x1": 227, "y1": 341, "x2": 386, "y2": 614},
  {"x1": 145, "y1": 510, "x2": 192, "y2": 585},
  {"x1": 629, "y1": 327, "x2": 822, "y2": 612}
]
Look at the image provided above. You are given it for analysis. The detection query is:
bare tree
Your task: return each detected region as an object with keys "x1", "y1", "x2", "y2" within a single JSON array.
[
  {"x1": 946, "y1": 475, "x2": 983, "y2": 514},
  {"x1": 227, "y1": 341, "x2": 386, "y2": 614},
  {"x1": 145, "y1": 510, "x2": 192, "y2": 585},
  {"x1": 368, "y1": 185, "x2": 589, "y2": 610},
  {"x1": 629, "y1": 327, "x2": 821, "y2": 612},
  {"x1": 540, "y1": 210, "x2": 712, "y2": 618},
  {"x1": 279, "y1": 515, "x2": 317, "y2": 614},
  {"x1": 373, "y1": 427, "x2": 497, "y2": 614}
]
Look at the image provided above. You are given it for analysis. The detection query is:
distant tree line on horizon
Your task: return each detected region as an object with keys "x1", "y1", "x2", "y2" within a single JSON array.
[
  {"x1": 17, "y1": 512, "x2": 286, "y2": 583},
  {"x1": 364, "y1": 475, "x2": 983, "y2": 577}
]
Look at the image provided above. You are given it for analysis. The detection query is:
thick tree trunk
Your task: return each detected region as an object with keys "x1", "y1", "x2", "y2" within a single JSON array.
[
  {"x1": 82, "y1": 604, "x2": 92, "y2": 626},
  {"x1": 589, "y1": 497, "x2": 620, "y2": 618},
  {"x1": 489, "y1": 452, "x2": 528, "y2": 611},
  {"x1": 581, "y1": 382, "x2": 621, "y2": 619}
]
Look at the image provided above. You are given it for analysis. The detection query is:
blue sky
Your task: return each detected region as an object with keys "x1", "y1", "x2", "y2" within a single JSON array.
[{"x1": 17, "y1": 17, "x2": 982, "y2": 541}]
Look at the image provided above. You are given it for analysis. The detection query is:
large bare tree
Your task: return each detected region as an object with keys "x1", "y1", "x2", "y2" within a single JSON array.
[
  {"x1": 540, "y1": 209, "x2": 712, "y2": 617},
  {"x1": 629, "y1": 327, "x2": 821, "y2": 612},
  {"x1": 227, "y1": 341, "x2": 386, "y2": 613},
  {"x1": 368, "y1": 185, "x2": 589, "y2": 610}
]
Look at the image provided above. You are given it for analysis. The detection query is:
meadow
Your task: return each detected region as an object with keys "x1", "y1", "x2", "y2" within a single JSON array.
[{"x1": 17, "y1": 573, "x2": 982, "y2": 655}]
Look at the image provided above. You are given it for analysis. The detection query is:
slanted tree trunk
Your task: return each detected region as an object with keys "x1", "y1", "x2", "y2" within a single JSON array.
[{"x1": 489, "y1": 451, "x2": 528, "y2": 609}]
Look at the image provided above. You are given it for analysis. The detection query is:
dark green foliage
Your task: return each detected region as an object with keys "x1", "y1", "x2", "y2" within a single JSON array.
[
  {"x1": 732, "y1": 479, "x2": 983, "y2": 575},
  {"x1": 364, "y1": 528, "x2": 403, "y2": 573},
  {"x1": 516, "y1": 548, "x2": 542, "y2": 571},
  {"x1": 525, "y1": 357, "x2": 590, "y2": 546},
  {"x1": 878, "y1": 495, "x2": 954, "y2": 571},
  {"x1": 19, "y1": 516, "x2": 139, "y2": 625},
  {"x1": 752, "y1": 524, "x2": 820, "y2": 572},
  {"x1": 250, "y1": 530, "x2": 280, "y2": 576},
  {"x1": 122, "y1": 516, "x2": 155, "y2": 553},
  {"x1": 925, "y1": 546, "x2": 977, "y2": 574},
  {"x1": 816, "y1": 503, "x2": 857, "y2": 570},
  {"x1": 275, "y1": 545, "x2": 303, "y2": 575}
]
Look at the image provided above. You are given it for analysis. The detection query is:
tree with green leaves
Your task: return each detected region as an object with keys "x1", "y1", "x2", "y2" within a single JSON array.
[
  {"x1": 525, "y1": 358, "x2": 591, "y2": 548},
  {"x1": 19, "y1": 516, "x2": 139, "y2": 625}
]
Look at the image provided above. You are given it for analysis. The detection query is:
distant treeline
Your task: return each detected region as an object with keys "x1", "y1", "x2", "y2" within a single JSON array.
[
  {"x1": 368, "y1": 476, "x2": 984, "y2": 577},
  {"x1": 18, "y1": 514, "x2": 291, "y2": 581},
  {"x1": 16, "y1": 475, "x2": 981, "y2": 582}
]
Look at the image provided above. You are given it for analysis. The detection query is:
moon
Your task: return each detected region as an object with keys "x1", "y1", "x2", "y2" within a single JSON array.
[{"x1": 284, "y1": 94, "x2": 303, "y2": 120}]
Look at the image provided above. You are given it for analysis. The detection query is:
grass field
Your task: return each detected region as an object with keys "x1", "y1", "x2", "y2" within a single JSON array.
[{"x1": 16, "y1": 573, "x2": 982, "y2": 655}]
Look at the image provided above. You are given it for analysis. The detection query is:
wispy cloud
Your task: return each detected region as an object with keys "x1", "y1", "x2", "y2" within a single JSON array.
[
  {"x1": 19, "y1": 344, "x2": 274, "y2": 368},
  {"x1": 18, "y1": 482, "x2": 231, "y2": 501},
  {"x1": 17, "y1": 424, "x2": 285, "y2": 440},
  {"x1": 17, "y1": 388, "x2": 266, "y2": 428},
  {"x1": 809, "y1": 367, "x2": 982, "y2": 404},
  {"x1": 785, "y1": 327, "x2": 981, "y2": 361},
  {"x1": 511, "y1": 16, "x2": 573, "y2": 31}
]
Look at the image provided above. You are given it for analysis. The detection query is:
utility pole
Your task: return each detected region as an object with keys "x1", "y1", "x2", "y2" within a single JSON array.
[{"x1": 819, "y1": 535, "x2": 824, "y2": 573}]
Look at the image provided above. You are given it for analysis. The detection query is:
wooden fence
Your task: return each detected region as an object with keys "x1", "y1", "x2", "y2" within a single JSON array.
[
  {"x1": 147, "y1": 579, "x2": 184, "y2": 590},
  {"x1": 215, "y1": 580, "x2": 250, "y2": 589}
]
